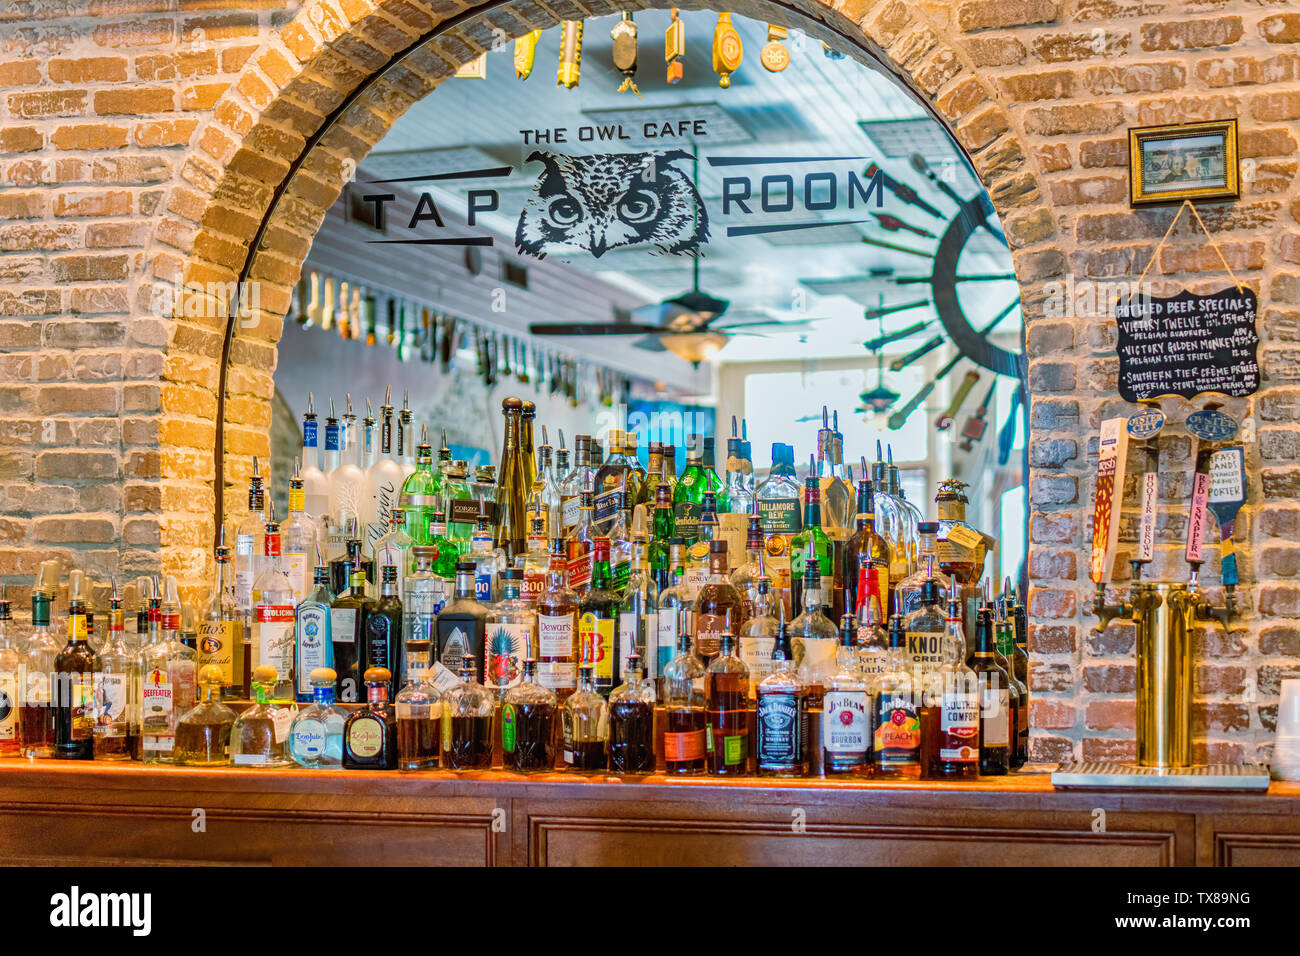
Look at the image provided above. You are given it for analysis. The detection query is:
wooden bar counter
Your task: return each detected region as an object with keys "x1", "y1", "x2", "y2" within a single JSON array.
[{"x1": 2, "y1": 760, "x2": 1299, "y2": 866}]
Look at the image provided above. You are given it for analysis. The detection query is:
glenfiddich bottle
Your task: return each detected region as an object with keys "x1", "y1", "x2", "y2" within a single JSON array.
[
  {"x1": 54, "y1": 570, "x2": 96, "y2": 760},
  {"x1": 607, "y1": 651, "x2": 655, "y2": 774},
  {"x1": 972, "y1": 609, "x2": 1010, "y2": 776},
  {"x1": 705, "y1": 631, "x2": 748, "y2": 776},
  {"x1": 343, "y1": 666, "x2": 398, "y2": 770},
  {"x1": 694, "y1": 540, "x2": 743, "y2": 666},
  {"x1": 756, "y1": 618, "x2": 808, "y2": 777}
]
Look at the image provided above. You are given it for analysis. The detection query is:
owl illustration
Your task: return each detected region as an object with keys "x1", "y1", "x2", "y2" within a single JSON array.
[{"x1": 515, "y1": 149, "x2": 709, "y2": 259}]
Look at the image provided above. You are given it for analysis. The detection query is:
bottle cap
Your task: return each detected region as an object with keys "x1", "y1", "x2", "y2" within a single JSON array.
[
  {"x1": 67, "y1": 569, "x2": 87, "y2": 607},
  {"x1": 310, "y1": 667, "x2": 338, "y2": 685},
  {"x1": 918, "y1": 521, "x2": 939, "y2": 534},
  {"x1": 363, "y1": 666, "x2": 391, "y2": 684},
  {"x1": 406, "y1": 639, "x2": 432, "y2": 656},
  {"x1": 252, "y1": 664, "x2": 278, "y2": 684},
  {"x1": 456, "y1": 561, "x2": 476, "y2": 572},
  {"x1": 502, "y1": 567, "x2": 522, "y2": 580},
  {"x1": 381, "y1": 565, "x2": 397, "y2": 582}
]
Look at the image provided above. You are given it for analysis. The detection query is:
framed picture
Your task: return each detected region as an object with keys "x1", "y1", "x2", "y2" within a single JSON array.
[{"x1": 1129, "y1": 120, "x2": 1239, "y2": 206}]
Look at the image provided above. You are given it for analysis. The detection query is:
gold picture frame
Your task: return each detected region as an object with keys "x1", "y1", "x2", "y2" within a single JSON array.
[{"x1": 1129, "y1": 120, "x2": 1238, "y2": 206}]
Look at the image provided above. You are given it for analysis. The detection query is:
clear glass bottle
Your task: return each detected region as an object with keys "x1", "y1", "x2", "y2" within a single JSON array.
[
  {"x1": 729, "y1": 513, "x2": 767, "y2": 617},
  {"x1": 295, "y1": 566, "x2": 333, "y2": 702},
  {"x1": 725, "y1": 422, "x2": 755, "y2": 517},
  {"x1": 252, "y1": 502, "x2": 297, "y2": 702},
  {"x1": 608, "y1": 651, "x2": 655, "y2": 774},
  {"x1": 230, "y1": 665, "x2": 293, "y2": 767},
  {"x1": 343, "y1": 666, "x2": 397, "y2": 770},
  {"x1": 437, "y1": 562, "x2": 488, "y2": 683},
  {"x1": 21, "y1": 562, "x2": 60, "y2": 758},
  {"x1": 559, "y1": 435, "x2": 596, "y2": 540},
  {"x1": 924, "y1": 592, "x2": 979, "y2": 780},
  {"x1": 231, "y1": 455, "x2": 265, "y2": 618},
  {"x1": 694, "y1": 538, "x2": 743, "y2": 668},
  {"x1": 289, "y1": 666, "x2": 346, "y2": 768},
  {"x1": 397, "y1": 393, "x2": 416, "y2": 482},
  {"x1": 844, "y1": 478, "x2": 894, "y2": 618},
  {"x1": 394, "y1": 639, "x2": 441, "y2": 770},
  {"x1": 756, "y1": 618, "x2": 808, "y2": 777},
  {"x1": 823, "y1": 615, "x2": 870, "y2": 775},
  {"x1": 174, "y1": 664, "x2": 237, "y2": 767},
  {"x1": 442, "y1": 458, "x2": 475, "y2": 547},
  {"x1": 54, "y1": 569, "x2": 97, "y2": 760},
  {"x1": 738, "y1": 574, "x2": 779, "y2": 697},
  {"x1": 528, "y1": 433, "x2": 563, "y2": 541},
  {"x1": 617, "y1": 526, "x2": 659, "y2": 684},
  {"x1": 655, "y1": 540, "x2": 693, "y2": 685},
  {"x1": 365, "y1": 387, "x2": 406, "y2": 555},
  {"x1": 300, "y1": 392, "x2": 330, "y2": 521},
  {"x1": 754, "y1": 442, "x2": 801, "y2": 614},
  {"x1": 281, "y1": 463, "x2": 319, "y2": 604},
  {"x1": 855, "y1": 589, "x2": 892, "y2": 685},
  {"x1": 502, "y1": 658, "x2": 558, "y2": 773},
  {"x1": 684, "y1": 490, "x2": 719, "y2": 594},
  {"x1": 896, "y1": 521, "x2": 952, "y2": 616},
  {"x1": 788, "y1": 555, "x2": 837, "y2": 697},
  {"x1": 660, "y1": 624, "x2": 707, "y2": 775},
  {"x1": 200, "y1": 530, "x2": 248, "y2": 700},
  {"x1": 404, "y1": 545, "x2": 447, "y2": 666},
  {"x1": 560, "y1": 663, "x2": 608, "y2": 771},
  {"x1": 128, "y1": 583, "x2": 159, "y2": 761},
  {"x1": 705, "y1": 631, "x2": 748, "y2": 776},
  {"x1": 484, "y1": 568, "x2": 535, "y2": 696},
  {"x1": 468, "y1": 511, "x2": 504, "y2": 605},
  {"x1": 886, "y1": 454, "x2": 921, "y2": 573},
  {"x1": 0, "y1": 587, "x2": 22, "y2": 757},
  {"x1": 870, "y1": 446, "x2": 910, "y2": 590},
  {"x1": 328, "y1": 394, "x2": 367, "y2": 553},
  {"x1": 373, "y1": 507, "x2": 412, "y2": 599},
  {"x1": 443, "y1": 654, "x2": 493, "y2": 769},
  {"x1": 518, "y1": 515, "x2": 552, "y2": 607},
  {"x1": 903, "y1": 560, "x2": 947, "y2": 692},
  {"x1": 139, "y1": 576, "x2": 197, "y2": 764}
]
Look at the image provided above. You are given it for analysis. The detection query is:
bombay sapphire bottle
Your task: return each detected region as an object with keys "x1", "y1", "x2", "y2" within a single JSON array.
[
  {"x1": 294, "y1": 566, "x2": 333, "y2": 703},
  {"x1": 289, "y1": 666, "x2": 347, "y2": 768}
]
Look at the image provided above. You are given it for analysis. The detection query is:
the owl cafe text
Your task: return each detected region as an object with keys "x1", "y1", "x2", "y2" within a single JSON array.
[{"x1": 519, "y1": 118, "x2": 712, "y2": 145}]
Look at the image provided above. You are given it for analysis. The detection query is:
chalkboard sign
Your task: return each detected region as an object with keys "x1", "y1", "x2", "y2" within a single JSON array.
[{"x1": 1115, "y1": 286, "x2": 1258, "y2": 403}]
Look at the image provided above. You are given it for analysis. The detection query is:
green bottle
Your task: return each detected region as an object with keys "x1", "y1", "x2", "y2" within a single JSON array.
[
  {"x1": 701, "y1": 436, "x2": 730, "y2": 514},
  {"x1": 672, "y1": 435, "x2": 708, "y2": 544},
  {"x1": 399, "y1": 425, "x2": 441, "y2": 545},
  {"x1": 790, "y1": 469, "x2": 832, "y2": 616},
  {"x1": 648, "y1": 482, "x2": 675, "y2": 594}
]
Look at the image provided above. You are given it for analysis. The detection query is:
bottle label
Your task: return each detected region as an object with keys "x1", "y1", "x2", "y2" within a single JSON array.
[
  {"x1": 365, "y1": 612, "x2": 395, "y2": 673},
  {"x1": 981, "y1": 685, "x2": 1010, "y2": 747},
  {"x1": 272, "y1": 706, "x2": 293, "y2": 743},
  {"x1": 197, "y1": 620, "x2": 241, "y2": 685},
  {"x1": 739, "y1": 635, "x2": 775, "y2": 688},
  {"x1": 522, "y1": 565, "x2": 546, "y2": 604},
  {"x1": 288, "y1": 487, "x2": 306, "y2": 513},
  {"x1": 65, "y1": 675, "x2": 94, "y2": 741},
  {"x1": 657, "y1": 610, "x2": 679, "y2": 661},
  {"x1": 484, "y1": 621, "x2": 530, "y2": 691},
  {"x1": 560, "y1": 496, "x2": 581, "y2": 533},
  {"x1": 537, "y1": 661, "x2": 576, "y2": 692},
  {"x1": 292, "y1": 718, "x2": 327, "y2": 758},
  {"x1": 439, "y1": 625, "x2": 470, "y2": 675},
  {"x1": 673, "y1": 501, "x2": 701, "y2": 541},
  {"x1": 758, "y1": 498, "x2": 801, "y2": 535},
  {"x1": 694, "y1": 613, "x2": 727, "y2": 660},
  {"x1": 567, "y1": 551, "x2": 593, "y2": 591},
  {"x1": 474, "y1": 566, "x2": 494, "y2": 603},
  {"x1": 140, "y1": 670, "x2": 173, "y2": 747},
  {"x1": 592, "y1": 489, "x2": 620, "y2": 526},
  {"x1": 330, "y1": 607, "x2": 357, "y2": 644},
  {"x1": 92, "y1": 672, "x2": 128, "y2": 733},
  {"x1": 303, "y1": 418, "x2": 318, "y2": 449},
  {"x1": 901, "y1": 585, "x2": 925, "y2": 616},
  {"x1": 905, "y1": 630, "x2": 945, "y2": 684},
  {"x1": 0, "y1": 671, "x2": 16, "y2": 741},
  {"x1": 663, "y1": 728, "x2": 706, "y2": 761},
  {"x1": 578, "y1": 612, "x2": 616, "y2": 681},
  {"x1": 875, "y1": 693, "x2": 921, "y2": 764},
  {"x1": 823, "y1": 690, "x2": 869, "y2": 754},
  {"x1": 375, "y1": 542, "x2": 406, "y2": 580},
  {"x1": 348, "y1": 715, "x2": 384, "y2": 758},
  {"x1": 255, "y1": 605, "x2": 295, "y2": 680},
  {"x1": 684, "y1": 562, "x2": 709, "y2": 595},
  {"x1": 538, "y1": 612, "x2": 575, "y2": 657},
  {"x1": 757, "y1": 692, "x2": 802, "y2": 762},
  {"x1": 430, "y1": 661, "x2": 461, "y2": 694},
  {"x1": 296, "y1": 605, "x2": 329, "y2": 695},
  {"x1": 501, "y1": 703, "x2": 517, "y2": 753},
  {"x1": 940, "y1": 690, "x2": 980, "y2": 762},
  {"x1": 449, "y1": 498, "x2": 496, "y2": 525},
  {"x1": 616, "y1": 610, "x2": 651, "y2": 679},
  {"x1": 718, "y1": 514, "x2": 749, "y2": 572},
  {"x1": 722, "y1": 733, "x2": 746, "y2": 765}
]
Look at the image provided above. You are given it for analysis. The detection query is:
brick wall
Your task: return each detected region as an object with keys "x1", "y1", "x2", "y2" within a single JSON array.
[{"x1": 0, "y1": 0, "x2": 1298, "y2": 763}]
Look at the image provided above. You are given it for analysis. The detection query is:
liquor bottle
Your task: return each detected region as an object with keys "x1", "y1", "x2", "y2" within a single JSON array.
[
  {"x1": 469, "y1": 465, "x2": 500, "y2": 542},
  {"x1": 252, "y1": 502, "x2": 297, "y2": 702},
  {"x1": 790, "y1": 469, "x2": 833, "y2": 616},
  {"x1": 660, "y1": 624, "x2": 707, "y2": 775},
  {"x1": 20, "y1": 561, "x2": 60, "y2": 758},
  {"x1": 934, "y1": 479, "x2": 981, "y2": 585},
  {"x1": 53, "y1": 570, "x2": 97, "y2": 760},
  {"x1": 623, "y1": 430, "x2": 645, "y2": 502},
  {"x1": 289, "y1": 666, "x2": 347, "y2": 768},
  {"x1": 139, "y1": 577, "x2": 197, "y2": 764},
  {"x1": 559, "y1": 434, "x2": 596, "y2": 539},
  {"x1": 903, "y1": 558, "x2": 947, "y2": 692},
  {"x1": 128, "y1": 583, "x2": 159, "y2": 761},
  {"x1": 484, "y1": 568, "x2": 535, "y2": 696},
  {"x1": 635, "y1": 440, "x2": 666, "y2": 528},
  {"x1": 374, "y1": 507, "x2": 412, "y2": 599},
  {"x1": 647, "y1": 483, "x2": 675, "y2": 594},
  {"x1": 896, "y1": 521, "x2": 952, "y2": 616},
  {"x1": 199, "y1": 531, "x2": 248, "y2": 699},
  {"x1": 590, "y1": 438, "x2": 604, "y2": 468},
  {"x1": 817, "y1": 408, "x2": 853, "y2": 537},
  {"x1": 468, "y1": 511, "x2": 504, "y2": 604},
  {"x1": 823, "y1": 615, "x2": 870, "y2": 775},
  {"x1": 328, "y1": 395, "x2": 367, "y2": 552},
  {"x1": 399, "y1": 425, "x2": 441, "y2": 546},
  {"x1": 754, "y1": 442, "x2": 801, "y2": 611},
  {"x1": 738, "y1": 573, "x2": 779, "y2": 696},
  {"x1": 502, "y1": 658, "x2": 558, "y2": 773},
  {"x1": 494, "y1": 396, "x2": 527, "y2": 561},
  {"x1": 701, "y1": 436, "x2": 729, "y2": 513},
  {"x1": 885, "y1": 454, "x2": 921, "y2": 567},
  {"x1": 617, "y1": 533, "x2": 659, "y2": 684},
  {"x1": 729, "y1": 514, "x2": 766, "y2": 618},
  {"x1": 536, "y1": 545, "x2": 578, "y2": 701},
  {"x1": 560, "y1": 663, "x2": 608, "y2": 771},
  {"x1": 0, "y1": 588, "x2": 21, "y2": 757},
  {"x1": 756, "y1": 617, "x2": 808, "y2": 777},
  {"x1": 593, "y1": 428, "x2": 630, "y2": 536},
  {"x1": 443, "y1": 458, "x2": 475, "y2": 547},
  {"x1": 329, "y1": 564, "x2": 371, "y2": 703},
  {"x1": 397, "y1": 392, "x2": 416, "y2": 482},
  {"x1": 788, "y1": 552, "x2": 837, "y2": 696},
  {"x1": 521, "y1": 401, "x2": 539, "y2": 517},
  {"x1": 231, "y1": 455, "x2": 266, "y2": 617},
  {"x1": 695, "y1": 540, "x2": 743, "y2": 667},
  {"x1": 443, "y1": 655, "x2": 493, "y2": 769},
  {"x1": 229, "y1": 665, "x2": 292, "y2": 767},
  {"x1": 579, "y1": 538, "x2": 620, "y2": 696},
  {"x1": 993, "y1": 596, "x2": 1028, "y2": 772},
  {"x1": 874, "y1": 607, "x2": 921, "y2": 779},
  {"x1": 607, "y1": 490, "x2": 634, "y2": 590},
  {"x1": 518, "y1": 515, "x2": 551, "y2": 606},
  {"x1": 672, "y1": 435, "x2": 708, "y2": 544},
  {"x1": 564, "y1": 488, "x2": 596, "y2": 593},
  {"x1": 365, "y1": 565, "x2": 403, "y2": 698},
  {"x1": 705, "y1": 631, "x2": 748, "y2": 776},
  {"x1": 294, "y1": 566, "x2": 333, "y2": 702},
  {"x1": 300, "y1": 392, "x2": 330, "y2": 521},
  {"x1": 607, "y1": 651, "x2": 655, "y2": 774},
  {"x1": 656, "y1": 540, "x2": 693, "y2": 684},
  {"x1": 870, "y1": 444, "x2": 910, "y2": 590},
  {"x1": 684, "y1": 490, "x2": 719, "y2": 596},
  {"x1": 724, "y1": 418, "x2": 755, "y2": 517},
  {"x1": 365, "y1": 386, "x2": 405, "y2": 553},
  {"x1": 528, "y1": 430, "x2": 563, "y2": 537},
  {"x1": 394, "y1": 639, "x2": 441, "y2": 770},
  {"x1": 342, "y1": 666, "x2": 398, "y2": 770},
  {"x1": 855, "y1": 588, "x2": 891, "y2": 684},
  {"x1": 972, "y1": 608, "x2": 1011, "y2": 776},
  {"x1": 174, "y1": 664, "x2": 237, "y2": 767},
  {"x1": 924, "y1": 589, "x2": 979, "y2": 779},
  {"x1": 281, "y1": 463, "x2": 318, "y2": 604},
  {"x1": 843, "y1": 478, "x2": 892, "y2": 617},
  {"x1": 404, "y1": 544, "x2": 446, "y2": 661},
  {"x1": 436, "y1": 562, "x2": 488, "y2": 682},
  {"x1": 1002, "y1": 583, "x2": 1030, "y2": 768}
]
